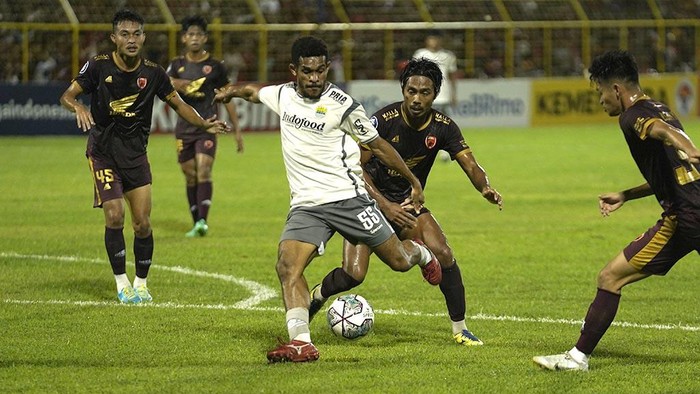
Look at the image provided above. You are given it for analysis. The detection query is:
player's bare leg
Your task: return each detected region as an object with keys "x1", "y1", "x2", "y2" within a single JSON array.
[
  {"x1": 267, "y1": 240, "x2": 319, "y2": 363},
  {"x1": 534, "y1": 252, "x2": 650, "y2": 371}
]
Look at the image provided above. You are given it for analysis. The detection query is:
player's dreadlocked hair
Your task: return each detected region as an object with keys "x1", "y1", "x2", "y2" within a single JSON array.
[
  {"x1": 181, "y1": 15, "x2": 207, "y2": 33},
  {"x1": 112, "y1": 9, "x2": 144, "y2": 32},
  {"x1": 588, "y1": 49, "x2": 639, "y2": 86},
  {"x1": 291, "y1": 36, "x2": 329, "y2": 65},
  {"x1": 400, "y1": 58, "x2": 443, "y2": 95}
]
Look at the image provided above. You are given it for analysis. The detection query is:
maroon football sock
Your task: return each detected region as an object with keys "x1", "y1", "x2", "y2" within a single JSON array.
[
  {"x1": 187, "y1": 185, "x2": 197, "y2": 222},
  {"x1": 133, "y1": 232, "x2": 153, "y2": 279},
  {"x1": 575, "y1": 288, "x2": 621, "y2": 355},
  {"x1": 197, "y1": 181, "x2": 212, "y2": 221},
  {"x1": 321, "y1": 267, "x2": 362, "y2": 299},
  {"x1": 439, "y1": 261, "x2": 466, "y2": 322},
  {"x1": 104, "y1": 227, "x2": 126, "y2": 275}
]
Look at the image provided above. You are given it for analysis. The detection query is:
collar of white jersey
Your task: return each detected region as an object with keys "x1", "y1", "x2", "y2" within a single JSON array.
[{"x1": 293, "y1": 82, "x2": 334, "y2": 100}]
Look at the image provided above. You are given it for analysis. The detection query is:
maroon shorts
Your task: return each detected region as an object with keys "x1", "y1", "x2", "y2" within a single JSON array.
[
  {"x1": 87, "y1": 155, "x2": 152, "y2": 208},
  {"x1": 176, "y1": 133, "x2": 217, "y2": 163},
  {"x1": 623, "y1": 215, "x2": 700, "y2": 275}
]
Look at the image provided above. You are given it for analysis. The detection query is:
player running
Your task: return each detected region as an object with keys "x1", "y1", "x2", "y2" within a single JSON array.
[{"x1": 307, "y1": 57, "x2": 503, "y2": 346}]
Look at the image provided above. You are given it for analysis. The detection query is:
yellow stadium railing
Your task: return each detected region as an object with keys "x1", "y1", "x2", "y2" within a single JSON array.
[{"x1": 1, "y1": 19, "x2": 699, "y2": 83}]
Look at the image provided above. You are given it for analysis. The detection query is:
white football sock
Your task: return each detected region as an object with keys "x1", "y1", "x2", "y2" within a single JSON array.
[
  {"x1": 133, "y1": 276, "x2": 147, "y2": 288},
  {"x1": 115, "y1": 274, "x2": 131, "y2": 292},
  {"x1": 286, "y1": 307, "x2": 311, "y2": 342},
  {"x1": 417, "y1": 243, "x2": 432, "y2": 267},
  {"x1": 451, "y1": 320, "x2": 467, "y2": 335},
  {"x1": 568, "y1": 347, "x2": 589, "y2": 363}
]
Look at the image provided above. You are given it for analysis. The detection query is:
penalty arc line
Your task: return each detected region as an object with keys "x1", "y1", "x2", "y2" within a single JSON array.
[
  {"x1": 2, "y1": 252, "x2": 699, "y2": 333},
  {"x1": 0, "y1": 251, "x2": 276, "y2": 309}
]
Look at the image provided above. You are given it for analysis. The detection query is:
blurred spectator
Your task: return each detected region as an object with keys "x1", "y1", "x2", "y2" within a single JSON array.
[
  {"x1": 412, "y1": 30, "x2": 458, "y2": 112},
  {"x1": 33, "y1": 50, "x2": 57, "y2": 83}
]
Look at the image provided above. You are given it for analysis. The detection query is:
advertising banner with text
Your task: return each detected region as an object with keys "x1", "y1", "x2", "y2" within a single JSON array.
[
  {"x1": 0, "y1": 83, "x2": 79, "y2": 135},
  {"x1": 349, "y1": 79, "x2": 530, "y2": 128},
  {"x1": 531, "y1": 74, "x2": 697, "y2": 126}
]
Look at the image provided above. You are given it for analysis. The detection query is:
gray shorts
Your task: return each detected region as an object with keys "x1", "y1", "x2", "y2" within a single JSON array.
[{"x1": 280, "y1": 194, "x2": 395, "y2": 253}]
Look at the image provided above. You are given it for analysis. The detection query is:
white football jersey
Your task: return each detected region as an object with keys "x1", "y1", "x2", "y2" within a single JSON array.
[{"x1": 259, "y1": 82, "x2": 379, "y2": 207}]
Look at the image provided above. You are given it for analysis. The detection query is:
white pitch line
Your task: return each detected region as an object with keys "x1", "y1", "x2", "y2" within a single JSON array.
[
  {"x1": 0, "y1": 251, "x2": 277, "y2": 309},
  {"x1": 3, "y1": 299, "x2": 699, "y2": 333},
  {"x1": 3, "y1": 252, "x2": 699, "y2": 333}
]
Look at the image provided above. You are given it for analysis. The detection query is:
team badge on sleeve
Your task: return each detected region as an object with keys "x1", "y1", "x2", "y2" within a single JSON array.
[
  {"x1": 369, "y1": 116, "x2": 378, "y2": 129},
  {"x1": 79, "y1": 61, "x2": 89, "y2": 75}
]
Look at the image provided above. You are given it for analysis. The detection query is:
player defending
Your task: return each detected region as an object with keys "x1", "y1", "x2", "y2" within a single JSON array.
[
  {"x1": 167, "y1": 15, "x2": 243, "y2": 237},
  {"x1": 308, "y1": 58, "x2": 503, "y2": 346},
  {"x1": 215, "y1": 36, "x2": 442, "y2": 363},
  {"x1": 533, "y1": 50, "x2": 700, "y2": 371},
  {"x1": 60, "y1": 9, "x2": 229, "y2": 304}
]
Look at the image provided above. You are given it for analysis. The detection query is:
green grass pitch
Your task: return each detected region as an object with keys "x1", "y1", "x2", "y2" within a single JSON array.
[{"x1": 1, "y1": 122, "x2": 698, "y2": 393}]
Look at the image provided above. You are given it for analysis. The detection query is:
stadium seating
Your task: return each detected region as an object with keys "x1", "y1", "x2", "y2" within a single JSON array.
[{"x1": 0, "y1": 0, "x2": 697, "y2": 84}]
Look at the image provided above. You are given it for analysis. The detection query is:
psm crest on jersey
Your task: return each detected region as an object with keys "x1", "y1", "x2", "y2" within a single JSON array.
[
  {"x1": 425, "y1": 135, "x2": 437, "y2": 149},
  {"x1": 137, "y1": 77, "x2": 148, "y2": 89}
]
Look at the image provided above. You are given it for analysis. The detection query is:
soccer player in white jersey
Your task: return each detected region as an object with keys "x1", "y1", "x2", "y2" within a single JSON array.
[{"x1": 215, "y1": 36, "x2": 442, "y2": 363}]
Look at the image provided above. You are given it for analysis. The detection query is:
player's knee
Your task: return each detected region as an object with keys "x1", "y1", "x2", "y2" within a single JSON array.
[
  {"x1": 432, "y1": 246, "x2": 453, "y2": 267},
  {"x1": 103, "y1": 208, "x2": 125, "y2": 228},
  {"x1": 131, "y1": 218, "x2": 151, "y2": 238},
  {"x1": 344, "y1": 265, "x2": 367, "y2": 283},
  {"x1": 387, "y1": 256, "x2": 412, "y2": 272},
  {"x1": 274, "y1": 256, "x2": 297, "y2": 281},
  {"x1": 596, "y1": 267, "x2": 621, "y2": 291}
]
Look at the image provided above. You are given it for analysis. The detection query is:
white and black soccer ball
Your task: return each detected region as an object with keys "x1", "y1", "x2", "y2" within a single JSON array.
[{"x1": 326, "y1": 294, "x2": 374, "y2": 340}]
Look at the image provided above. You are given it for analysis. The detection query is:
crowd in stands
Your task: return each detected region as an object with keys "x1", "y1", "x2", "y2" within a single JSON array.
[{"x1": 1, "y1": 0, "x2": 699, "y2": 84}]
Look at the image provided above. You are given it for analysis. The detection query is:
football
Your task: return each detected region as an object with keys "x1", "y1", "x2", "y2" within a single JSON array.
[{"x1": 326, "y1": 294, "x2": 374, "y2": 340}]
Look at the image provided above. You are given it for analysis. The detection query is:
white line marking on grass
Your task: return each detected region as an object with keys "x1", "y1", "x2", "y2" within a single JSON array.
[
  {"x1": 4, "y1": 299, "x2": 699, "y2": 333},
  {"x1": 0, "y1": 252, "x2": 276, "y2": 309},
  {"x1": 370, "y1": 311, "x2": 700, "y2": 333},
  {"x1": 3, "y1": 253, "x2": 699, "y2": 333}
]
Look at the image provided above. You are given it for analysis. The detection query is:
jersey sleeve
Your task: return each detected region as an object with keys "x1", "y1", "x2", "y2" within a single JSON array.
[
  {"x1": 165, "y1": 58, "x2": 179, "y2": 78},
  {"x1": 442, "y1": 121, "x2": 470, "y2": 158},
  {"x1": 154, "y1": 65, "x2": 177, "y2": 102},
  {"x1": 73, "y1": 58, "x2": 99, "y2": 94},
  {"x1": 213, "y1": 61, "x2": 231, "y2": 89},
  {"x1": 619, "y1": 102, "x2": 665, "y2": 140},
  {"x1": 341, "y1": 99, "x2": 379, "y2": 145},
  {"x1": 258, "y1": 84, "x2": 283, "y2": 115}
]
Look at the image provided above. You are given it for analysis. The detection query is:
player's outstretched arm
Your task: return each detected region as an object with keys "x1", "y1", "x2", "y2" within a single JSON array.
[
  {"x1": 599, "y1": 183, "x2": 653, "y2": 217},
  {"x1": 60, "y1": 81, "x2": 94, "y2": 133},
  {"x1": 168, "y1": 93, "x2": 230, "y2": 134},
  {"x1": 648, "y1": 120, "x2": 700, "y2": 164},
  {"x1": 223, "y1": 100, "x2": 244, "y2": 153},
  {"x1": 455, "y1": 150, "x2": 503, "y2": 210},
  {"x1": 214, "y1": 84, "x2": 262, "y2": 104},
  {"x1": 366, "y1": 137, "x2": 425, "y2": 210}
]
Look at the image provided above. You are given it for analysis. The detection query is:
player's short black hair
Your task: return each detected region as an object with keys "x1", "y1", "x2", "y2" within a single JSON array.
[
  {"x1": 588, "y1": 49, "x2": 639, "y2": 85},
  {"x1": 181, "y1": 15, "x2": 207, "y2": 33},
  {"x1": 400, "y1": 57, "x2": 443, "y2": 95},
  {"x1": 291, "y1": 36, "x2": 329, "y2": 65},
  {"x1": 112, "y1": 9, "x2": 144, "y2": 32}
]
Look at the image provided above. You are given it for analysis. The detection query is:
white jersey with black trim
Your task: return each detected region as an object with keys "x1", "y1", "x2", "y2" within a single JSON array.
[{"x1": 259, "y1": 82, "x2": 380, "y2": 207}]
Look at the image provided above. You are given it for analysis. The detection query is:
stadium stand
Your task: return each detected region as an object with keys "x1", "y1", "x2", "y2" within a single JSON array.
[{"x1": 0, "y1": 0, "x2": 698, "y2": 84}]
